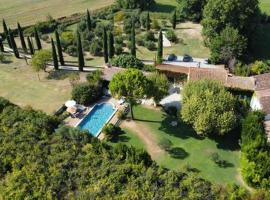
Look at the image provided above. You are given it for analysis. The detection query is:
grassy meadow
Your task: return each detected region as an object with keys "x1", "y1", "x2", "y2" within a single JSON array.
[
  {"x1": 120, "y1": 105, "x2": 241, "y2": 186},
  {"x1": 260, "y1": 0, "x2": 270, "y2": 14},
  {"x1": 0, "y1": 0, "x2": 115, "y2": 31}
]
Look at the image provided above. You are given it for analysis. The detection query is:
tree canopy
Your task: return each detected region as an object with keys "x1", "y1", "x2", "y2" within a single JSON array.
[
  {"x1": 117, "y1": 0, "x2": 155, "y2": 10},
  {"x1": 181, "y1": 80, "x2": 237, "y2": 136},
  {"x1": 31, "y1": 49, "x2": 52, "y2": 72},
  {"x1": 0, "y1": 97, "x2": 247, "y2": 199}
]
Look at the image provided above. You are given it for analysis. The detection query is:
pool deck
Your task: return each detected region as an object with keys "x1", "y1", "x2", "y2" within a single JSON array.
[{"x1": 64, "y1": 97, "x2": 122, "y2": 140}]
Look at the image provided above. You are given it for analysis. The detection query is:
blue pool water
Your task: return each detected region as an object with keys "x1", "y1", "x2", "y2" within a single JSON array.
[{"x1": 78, "y1": 103, "x2": 116, "y2": 137}]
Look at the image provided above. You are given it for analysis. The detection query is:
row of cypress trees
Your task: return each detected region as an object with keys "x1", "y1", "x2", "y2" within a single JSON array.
[{"x1": 1, "y1": 19, "x2": 43, "y2": 58}]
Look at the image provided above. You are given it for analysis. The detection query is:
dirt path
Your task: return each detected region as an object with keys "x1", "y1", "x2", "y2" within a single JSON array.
[{"x1": 122, "y1": 120, "x2": 165, "y2": 159}]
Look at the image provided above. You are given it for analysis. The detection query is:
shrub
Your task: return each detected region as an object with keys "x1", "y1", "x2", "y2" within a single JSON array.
[
  {"x1": 60, "y1": 31, "x2": 75, "y2": 49},
  {"x1": 136, "y1": 36, "x2": 145, "y2": 46},
  {"x1": 151, "y1": 19, "x2": 160, "y2": 30},
  {"x1": 90, "y1": 40, "x2": 102, "y2": 56},
  {"x1": 234, "y1": 63, "x2": 251, "y2": 76},
  {"x1": 158, "y1": 138, "x2": 172, "y2": 151},
  {"x1": 110, "y1": 54, "x2": 144, "y2": 69},
  {"x1": 144, "y1": 31, "x2": 156, "y2": 41},
  {"x1": 41, "y1": 34, "x2": 50, "y2": 42},
  {"x1": 117, "y1": 110, "x2": 126, "y2": 120},
  {"x1": 145, "y1": 41, "x2": 156, "y2": 51},
  {"x1": 66, "y1": 45, "x2": 77, "y2": 57},
  {"x1": 115, "y1": 44, "x2": 123, "y2": 55},
  {"x1": 143, "y1": 64, "x2": 156, "y2": 72},
  {"x1": 114, "y1": 11, "x2": 125, "y2": 22},
  {"x1": 71, "y1": 83, "x2": 101, "y2": 105},
  {"x1": 86, "y1": 70, "x2": 103, "y2": 86},
  {"x1": 103, "y1": 123, "x2": 122, "y2": 141},
  {"x1": 251, "y1": 61, "x2": 270, "y2": 75},
  {"x1": 166, "y1": 29, "x2": 177, "y2": 43}
]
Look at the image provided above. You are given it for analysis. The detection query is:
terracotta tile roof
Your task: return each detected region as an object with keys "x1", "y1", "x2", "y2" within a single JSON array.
[
  {"x1": 254, "y1": 73, "x2": 270, "y2": 91},
  {"x1": 226, "y1": 76, "x2": 255, "y2": 91}
]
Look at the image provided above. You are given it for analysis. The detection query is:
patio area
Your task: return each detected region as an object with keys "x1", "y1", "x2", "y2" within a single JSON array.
[{"x1": 64, "y1": 97, "x2": 124, "y2": 139}]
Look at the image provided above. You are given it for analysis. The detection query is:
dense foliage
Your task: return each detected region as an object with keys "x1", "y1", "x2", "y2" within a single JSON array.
[
  {"x1": 0, "y1": 97, "x2": 245, "y2": 199},
  {"x1": 110, "y1": 54, "x2": 144, "y2": 69},
  {"x1": 71, "y1": 83, "x2": 101, "y2": 105},
  {"x1": 177, "y1": 0, "x2": 207, "y2": 22},
  {"x1": 241, "y1": 111, "x2": 270, "y2": 189},
  {"x1": 209, "y1": 26, "x2": 247, "y2": 64},
  {"x1": 117, "y1": 0, "x2": 155, "y2": 10},
  {"x1": 181, "y1": 80, "x2": 237, "y2": 136}
]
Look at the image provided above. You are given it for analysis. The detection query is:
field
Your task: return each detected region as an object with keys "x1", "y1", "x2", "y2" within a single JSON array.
[
  {"x1": 0, "y1": 0, "x2": 115, "y2": 31},
  {"x1": 0, "y1": 54, "x2": 74, "y2": 113},
  {"x1": 120, "y1": 105, "x2": 241, "y2": 185}
]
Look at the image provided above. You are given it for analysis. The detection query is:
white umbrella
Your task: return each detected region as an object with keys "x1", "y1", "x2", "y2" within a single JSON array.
[{"x1": 65, "y1": 100, "x2": 76, "y2": 108}]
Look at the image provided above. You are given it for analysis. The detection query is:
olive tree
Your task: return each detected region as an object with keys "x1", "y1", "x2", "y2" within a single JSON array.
[
  {"x1": 31, "y1": 50, "x2": 52, "y2": 80},
  {"x1": 109, "y1": 69, "x2": 149, "y2": 119}
]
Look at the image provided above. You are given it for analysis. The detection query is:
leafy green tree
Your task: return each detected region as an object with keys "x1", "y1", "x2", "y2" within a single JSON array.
[
  {"x1": 117, "y1": 0, "x2": 155, "y2": 10},
  {"x1": 181, "y1": 80, "x2": 237, "y2": 136},
  {"x1": 17, "y1": 23, "x2": 27, "y2": 53},
  {"x1": 31, "y1": 50, "x2": 52, "y2": 80},
  {"x1": 110, "y1": 54, "x2": 144, "y2": 69},
  {"x1": 86, "y1": 70, "x2": 103, "y2": 86},
  {"x1": 51, "y1": 38, "x2": 58, "y2": 70},
  {"x1": 86, "y1": 9, "x2": 92, "y2": 31},
  {"x1": 109, "y1": 69, "x2": 149, "y2": 119},
  {"x1": 209, "y1": 26, "x2": 247, "y2": 64},
  {"x1": 130, "y1": 19, "x2": 136, "y2": 57},
  {"x1": 71, "y1": 83, "x2": 101, "y2": 105},
  {"x1": 202, "y1": 0, "x2": 259, "y2": 43},
  {"x1": 2, "y1": 19, "x2": 11, "y2": 48},
  {"x1": 177, "y1": 0, "x2": 207, "y2": 22},
  {"x1": 147, "y1": 72, "x2": 169, "y2": 104},
  {"x1": 108, "y1": 31, "x2": 114, "y2": 59},
  {"x1": 103, "y1": 28, "x2": 109, "y2": 63},
  {"x1": 8, "y1": 30, "x2": 19, "y2": 58},
  {"x1": 34, "y1": 27, "x2": 42, "y2": 50},
  {"x1": 55, "y1": 30, "x2": 64, "y2": 65},
  {"x1": 157, "y1": 31, "x2": 163, "y2": 64},
  {"x1": 77, "y1": 31, "x2": 84, "y2": 71},
  {"x1": 251, "y1": 61, "x2": 270, "y2": 75},
  {"x1": 171, "y1": 10, "x2": 177, "y2": 29},
  {"x1": 27, "y1": 36, "x2": 34, "y2": 55}
]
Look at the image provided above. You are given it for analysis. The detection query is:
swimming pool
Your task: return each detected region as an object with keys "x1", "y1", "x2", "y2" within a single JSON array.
[{"x1": 77, "y1": 103, "x2": 117, "y2": 137}]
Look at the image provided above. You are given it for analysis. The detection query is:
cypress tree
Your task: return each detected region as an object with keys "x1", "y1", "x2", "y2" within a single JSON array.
[
  {"x1": 103, "y1": 27, "x2": 109, "y2": 63},
  {"x1": 86, "y1": 9, "x2": 92, "y2": 31},
  {"x1": 2, "y1": 19, "x2": 12, "y2": 48},
  {"x1": 146, "y1": 12, "x2": 151, "y2": 31},
  {"x1": 51, "y1": 38, "x2": 59, "y2": 70},
  {"x1": 0, "y1": 37, "x2": 4, "y2": 52},
  {"x1": 108, "y1": 31, "x2": 114, "y2": 59},
  {"x1": 9, "y1": 29, "x2": 20, "y2": 58},
  {"x1": 17, "y1": 23, "x2": 27, "y2": 53},
  {"x1": 157, "y1": 31, "x2": 163, "y2": 64},
  {"x1": 27, "y1": 36, "x2": 34, "y2": 55},
  {"x1": 55, "y1": 30, "x2": 64, "y2": 65},
  {"x1": 77, "y1": 31, "x2": 84, "y2": 71},
  {"x1": 34, "y1": 28, "x2": 42, "y2": 50},
  {"x1": 131, "y1": 19, "x2": 136, "y2": 57},
  {"x1": 171, "y1": 10, "x2": 177, "y2": 29}
]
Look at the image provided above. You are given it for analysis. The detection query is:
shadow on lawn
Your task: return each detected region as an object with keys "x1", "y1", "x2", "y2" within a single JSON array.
[
  {"x1": 169, "y1": 147, "x2": 189, "y2": 159},
  {"x1": 150, "y1": 3, "x2": 176, "y2": 13}
]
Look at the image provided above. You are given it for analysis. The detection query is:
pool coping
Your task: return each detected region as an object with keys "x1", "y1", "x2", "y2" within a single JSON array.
[{"x1": 75, "y1": 102, "x2": 118, "y2": 137}]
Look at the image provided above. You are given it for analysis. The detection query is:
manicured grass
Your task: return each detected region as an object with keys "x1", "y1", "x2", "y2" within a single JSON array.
[
  {"x1": 150, "y1": 0, "x2": 178, "y2": 18},
  {"x1": 121, "y1": 105, "x2": 241, "y2": 185},
  {"x1": 0, "y1": 0, "x2": 114, "y2": 32},
  {"x1": 108, "y1": 128, "x2": 145, "y2": 150},
  {"x1": 0, "y1": 54, "x2": 73, "y2": 113},
  {"x1": 260, "y1": 0, "x2": 270, "y2": 14}
]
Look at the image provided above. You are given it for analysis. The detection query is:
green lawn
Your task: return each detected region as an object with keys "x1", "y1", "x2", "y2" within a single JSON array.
[
  {"x1": 0, "y1": 54, "x2": 74, "y2": 113},
  {"x1": 0, "y1": 0, "x2": 115, "y2": 32},
  {"x1": 260, "y1": 0, "x2": 270, "y2": 14},
  {"x1": 121, "y1": 105, "x2": 241, "y2": 185},
  {"x1": 108, "y1": 128, "x2": 145, "y2": 150}
]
